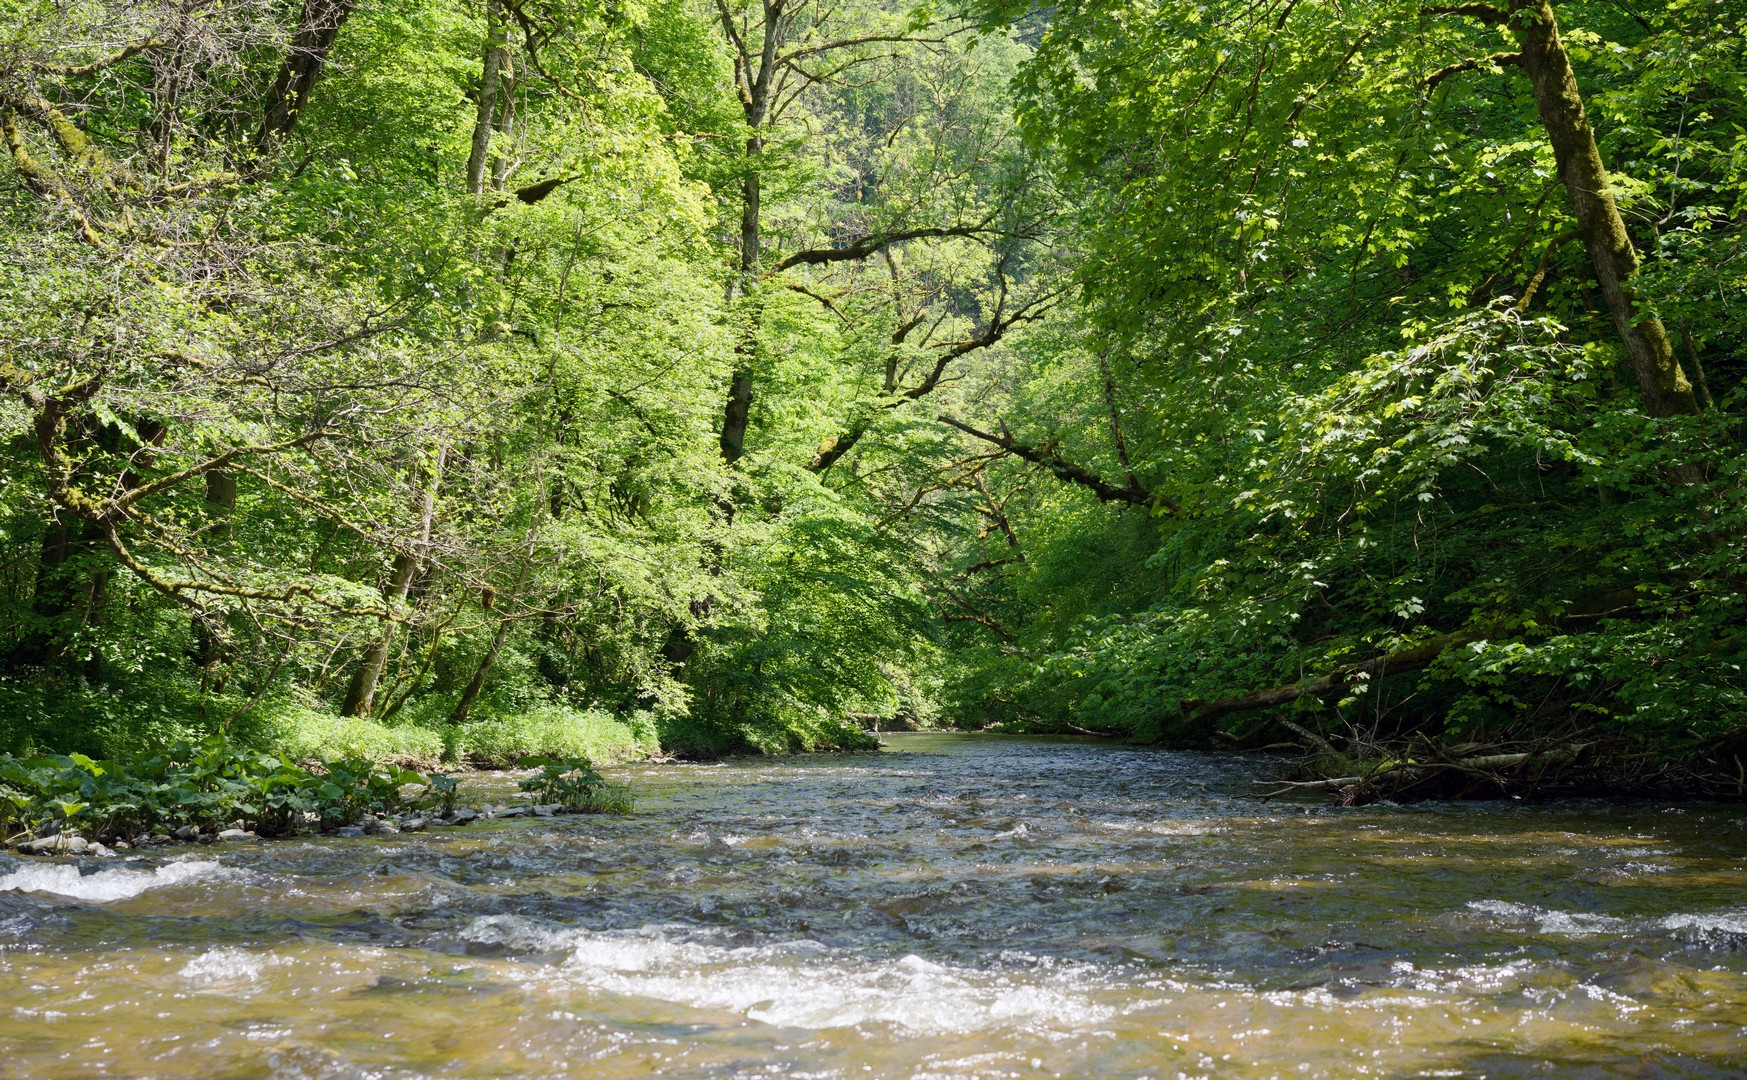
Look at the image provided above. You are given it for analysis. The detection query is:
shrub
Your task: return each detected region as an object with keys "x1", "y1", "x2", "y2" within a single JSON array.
[
  {"x1": 267, "y1": 705, "x2": 447, "y2": 768},
  {"x1": 446, "y1": 704, "x2": 657, "y2": 767},
  {"x1": 516, "y1": 756, "x2": 633, "y2": 814},
  {"x1": 0, "y1": 736, "x2": 454, "y2": 842}
]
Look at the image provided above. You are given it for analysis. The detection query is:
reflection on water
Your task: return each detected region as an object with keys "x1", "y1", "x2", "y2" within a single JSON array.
[{"x1": 2, "y1": 733, "x2": 1745, "y2": 1078}]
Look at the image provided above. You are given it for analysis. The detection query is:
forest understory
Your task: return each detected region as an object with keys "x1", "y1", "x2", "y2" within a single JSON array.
[{"x1": 0, "y1": 0, "x2": 1741, "y2": 802}]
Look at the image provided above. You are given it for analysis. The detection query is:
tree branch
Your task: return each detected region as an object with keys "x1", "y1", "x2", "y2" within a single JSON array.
[
  {"x1": 33, "y1": 36, "x2": 172, "y2": 77},
  {"x1": 1423, "y1": 50, "x2": 1523, "y2": 90},
  {"x1": 1423, "y1": 3, "x2": 1510, "y2": 24},
  {"x1": 767, "y1": 224, "x2": 991, "y2": 275},
  {"x1": 936, "y1": 415, "x2": 1172, "y2": 511}
]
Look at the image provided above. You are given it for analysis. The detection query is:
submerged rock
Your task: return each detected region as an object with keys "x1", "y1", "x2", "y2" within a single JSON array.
[{"x1": 332, "y1": 826, "x2": 366, "y2": 838}]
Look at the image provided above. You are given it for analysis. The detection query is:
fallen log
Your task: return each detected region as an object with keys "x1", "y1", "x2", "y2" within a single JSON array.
[{"x1": 1253, "y1": 742, "x2": 1593, "y2": 802}]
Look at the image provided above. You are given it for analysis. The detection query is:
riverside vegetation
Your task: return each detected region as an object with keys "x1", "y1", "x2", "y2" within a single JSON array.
[
  {"x1": 0, "y1": 735, "x2": 630, "y2": 853},
  {"x1": 0, "y1": 0, "x2": 1742, "y2": 800}
]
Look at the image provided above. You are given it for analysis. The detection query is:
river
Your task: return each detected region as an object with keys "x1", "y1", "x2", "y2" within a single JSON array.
[{"x1": 2, "y1": 733, "x2": 1745, "y2": 1077}]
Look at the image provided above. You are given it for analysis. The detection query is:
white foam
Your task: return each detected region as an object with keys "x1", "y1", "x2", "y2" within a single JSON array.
[
  {"x1": 1468, "y1": 900, "x2": 1747, "y2": 941},
  {"x1": 181, "y1": 946, "x2": 284, "y2": 986},
  {"x1": 1659, "y1": 910, "x2": 1747, "y2": 936},
  {"x1": 1095, "y1": 819, "x2": 1214, "y2": 836},
  {"x1": 0, "y1": 859, "x2": 237, "y2": 902},
  {"x1": 466, "y1": 916, "x2": 1115, "y2": 1035},
  {"x1": 1466, "y1": 899, "x2": 1627, "y2": 935}
]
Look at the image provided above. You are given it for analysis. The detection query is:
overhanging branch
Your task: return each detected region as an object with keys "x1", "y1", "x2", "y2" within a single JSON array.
[
  {"x1": 768, "y1": 224, "x2": 991, "y2": 275},
  {"x1": 936, "y1": 415, "x2": 1172, "y2": 511}
]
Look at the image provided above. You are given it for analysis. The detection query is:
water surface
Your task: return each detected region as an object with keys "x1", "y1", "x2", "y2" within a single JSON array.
[{"x1": 3, "y1": 733, "x2": 1746, "y2": 1077}]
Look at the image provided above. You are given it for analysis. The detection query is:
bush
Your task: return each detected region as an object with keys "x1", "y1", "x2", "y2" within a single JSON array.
[
  {"x1": 0, "y1": 736, "x2": 453, "y2": 842},
  {"x1": 445, "y1": 704, "x2": 658, "y2": 766},
  {"x1": 516, "y1": 756, "x2": 634, "y2": 814},
  {"x1": 267, "y1": 704, "x2": 447, "y2": 768}
]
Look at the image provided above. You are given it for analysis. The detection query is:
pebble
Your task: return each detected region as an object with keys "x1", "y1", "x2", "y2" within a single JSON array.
[
  {"x1": 448, "y1": 809, "x2": 478, "y2": 825},
  {"x1": 173, "y1": 825, "x2": 199, "y2": 842},
  {"x1": 496, "y1": 805, "x2": 531, "y2": 819},
  {"x1": 401, "y1": 817, "x2": 427, "y2": 832},
  {"x1": 533, "y1": 805, "x2": 555, "y2": 817}
]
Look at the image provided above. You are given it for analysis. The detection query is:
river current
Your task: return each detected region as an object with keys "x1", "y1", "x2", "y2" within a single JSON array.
[{"x1": 2, "y1": 733, "x2": 1746, "y2": 1078}]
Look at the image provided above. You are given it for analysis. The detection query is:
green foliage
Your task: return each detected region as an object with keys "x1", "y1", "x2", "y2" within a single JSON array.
[
  {"x1": 1, "y1": 0, "x2": 1740, "y2": 778},
  {"x1": 271, "y1": 707, "x2": 450, "y2": 768},
  {"x1": 516, "y1": 756, "x2": 633, "y2": 814},
  {"x1": 0, "y1": 737, "x2": 447, "y2": 841},
  {"x1": 446, "y1": 705, "x2": 659, "y2": 767}
]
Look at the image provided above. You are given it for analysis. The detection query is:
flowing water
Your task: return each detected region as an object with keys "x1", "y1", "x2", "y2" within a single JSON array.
[{"x1": 3, "y1": 733, "x2": 1747, "y2": 1079}]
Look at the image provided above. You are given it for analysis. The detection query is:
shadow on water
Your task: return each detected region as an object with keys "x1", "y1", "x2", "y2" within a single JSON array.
[{"x1": 3, "y1": 733, "x2": 1746, "y2": 1078}]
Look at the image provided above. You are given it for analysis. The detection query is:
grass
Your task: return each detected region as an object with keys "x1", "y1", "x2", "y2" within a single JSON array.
[
  {"x1": 445, "y1": 704, "x2": 660, "y2": 767},
  {"x1": 266, "y1": 701, "x2": 657, "y2": 769}
]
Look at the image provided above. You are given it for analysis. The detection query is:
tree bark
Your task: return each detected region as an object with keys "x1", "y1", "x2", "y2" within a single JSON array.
[
  {"x1": 449, "y1": 556, "x2": 529, "y2": 726},
  {"x1": 256, "y1": 0, "x2": 356, "y2": 154},
  {"x1": 711, "y1": 0, "x2": 784, "y2": 463},
  {"x1": 937, "y1": 415, "x2": 1167, "y2": 510},
  {"x1": 720, "y1": 367, "x2": 754, "y2": 463},
  {"x1": 1457, "y1": 2, "x2": 1701, "y2": 417},
  {"x1": 1181, "y1": 629, "x2": 1479, "y2": 737},
  {"x1": 465, "y1": 0, "x2": 507, "y2": 196},
  {"x1": 448, "y1": 614, "x2": 510, "y2": 727},
  {"x1": 489, "y1": 52, "x2": 517, "y2": 191},
  {"x1": 204, "y1": 469, "x2": 236, "y2": 540}
]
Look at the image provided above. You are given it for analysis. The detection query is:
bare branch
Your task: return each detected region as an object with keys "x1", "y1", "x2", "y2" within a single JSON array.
[
  {"x1": 1423, "y1": 50, "x2": 1523, "y2": 90},
  {"x1": 33, "y1": 36, "x2": 172, "y2": 77},
  {"x1": 936, "y1": 415, "x2": 1172, "y2": 511},
  {"x1": 767, "y1": 224, "x2": 992, "y2": 275},
  {"x1": 1423, "y1": 3, "x2": 1510, "y2": 24}
]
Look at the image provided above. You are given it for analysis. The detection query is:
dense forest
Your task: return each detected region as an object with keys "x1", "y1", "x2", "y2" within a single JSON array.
[{"x1": 1, "y1": 0, "x2": 1742, "y2": 783}]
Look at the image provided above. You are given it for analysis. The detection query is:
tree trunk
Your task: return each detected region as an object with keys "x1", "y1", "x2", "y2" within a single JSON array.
[
  {"x1": 465, "y1": 0, "x2": 507, "y2": 196},
  {"x1": 205, "y1": 469, "x2": 236, "y2": 541},
  {"x1": 1511, "y1": 0, "x2": 1700, "y2": 418},
  {"x1": 720, "y1": 367, "x2": 754, "y2": 463},
  {"x1": 339, "y1": 551, "x2": 417, "y2": 717},
  {"x1": 256, "y1": 0, "x2": 356, "y2": 153},
  {"x1": 714, "y1": 0, "x2": 781, "y2": 462},
  {"x1": 490, "y1": 53, "x2": 516, "y2": 191},
  {"x1": 341, "y1": 448, "x2": 445, "y2": 717},
  {"x1": 448, "y1": 614, "x2": 511, "y2": 727},
  {"x1": 449, "y1": 556, "x2": 528, "y2": 726}
]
